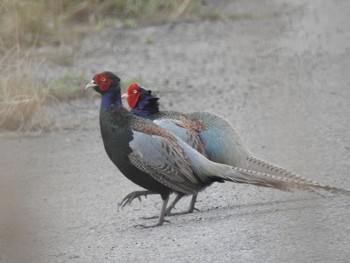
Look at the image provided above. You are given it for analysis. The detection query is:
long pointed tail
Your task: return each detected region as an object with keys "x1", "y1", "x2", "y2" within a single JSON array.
[
  {"x1": 246, "y1": 156, "x2": 314, "y2": 183},
  {"x1": 214, "y1": 165, "x2": 350, "y2": 196},
  {"x1": 181, "y1": 137, "x2": 349, "y2": 196}
]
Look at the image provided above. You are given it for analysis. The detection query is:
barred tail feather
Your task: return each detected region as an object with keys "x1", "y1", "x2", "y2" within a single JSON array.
[
  {"x1": 218, "y1": 166, "x2": 350, "y2": 196},
  {"x1": 246, "y1": 156, "x2": 316, "y2": 184}
]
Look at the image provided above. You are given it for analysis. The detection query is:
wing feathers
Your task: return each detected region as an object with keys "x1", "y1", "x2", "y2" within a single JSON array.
[{"x1": 128, "y1": 129, "x2": 201, "y2": 195}]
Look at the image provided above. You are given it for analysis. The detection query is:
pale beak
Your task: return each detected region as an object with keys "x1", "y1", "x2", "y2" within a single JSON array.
[
  {"x1": 84, "y1": 80, "x2": 98, "y2": 90},
  {"x1": 121, "y1": 93, "x2": 128, "y2": 99}
]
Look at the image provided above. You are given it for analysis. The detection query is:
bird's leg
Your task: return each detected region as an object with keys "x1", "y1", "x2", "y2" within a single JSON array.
[
  {"x1": 166, "y1": 194, "x2": 199, "y2": 216},
  {"x1": 187, "y1": 195, "x2": 199, "y2": 213},
  {"x1": 140, "y1": 193, "x2": 200, "y2": 221},
  {"x1": 118, "y1": 190, "x2": 156, "y2": 209},
  {"x1": 165, "y1": 193, "x2": 184, "y2": 215},
  {"x1": 136, "y1": 196, "x2": 170, "y2": 228}
]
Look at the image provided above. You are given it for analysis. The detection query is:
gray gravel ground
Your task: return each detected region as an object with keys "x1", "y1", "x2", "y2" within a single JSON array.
[{"x1": 1, "y1": 0, "x2": 350, "y2": 262}]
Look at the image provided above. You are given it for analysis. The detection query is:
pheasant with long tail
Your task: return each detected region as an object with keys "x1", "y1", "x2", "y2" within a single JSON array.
[{"x1": 120, "y1": 83, "x2": 350, "y2": 215}]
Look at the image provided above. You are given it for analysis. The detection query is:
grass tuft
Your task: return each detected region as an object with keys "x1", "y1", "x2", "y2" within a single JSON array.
[
  {"x1": 0, "y1": 47, "x2": 91, "y2": 132},
  {"x1": 0, "y1": 81, "x2": 44, "y2": 132},
  {"x1": 0, "y1": 47, "x2": 44, "y2": 131}
]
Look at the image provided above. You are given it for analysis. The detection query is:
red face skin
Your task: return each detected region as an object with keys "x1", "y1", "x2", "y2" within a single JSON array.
[
  {"x1": 127, "y1": 83, "x2": 143, "y2": 108},
  {"x1": 93, "y1": 73, "x2": 113, "y2": 91}
]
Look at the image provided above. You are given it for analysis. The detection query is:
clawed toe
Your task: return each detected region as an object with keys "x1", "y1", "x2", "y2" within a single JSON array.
[
  {"x1": 134, "y1": 219, "x2": 170, "y2": 228},
  {"x1": 118, "y1": 191, "x2": 154, "y2": 210},
  {"x1": 167, "y1": 207, "x2": 199, "y2": 216},
  {"x1": 140, "y1": 215, "x2": 158, "y2": 220}
]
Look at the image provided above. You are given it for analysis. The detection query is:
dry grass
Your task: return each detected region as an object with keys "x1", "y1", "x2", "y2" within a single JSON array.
[
  {"x1": 0, "y1": 47, "x2": 89, "y2": 132},
  {"x1": 0, "y1": 47, "x2": 47, "y2": 132},
  {"x1": 0, "y1": 0, "x2": 195, "y2": 133},
  {"x1": 0, "y1": 83, "x2": 46, "y2": 132},
  {"x1": 0, "y1": 0, "x2": 196, "y2": 48}
]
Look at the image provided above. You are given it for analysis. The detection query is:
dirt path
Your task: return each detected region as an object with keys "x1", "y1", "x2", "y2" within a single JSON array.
[{"x1": 1, "y1": 0, "x2": 350, "y2": 262}]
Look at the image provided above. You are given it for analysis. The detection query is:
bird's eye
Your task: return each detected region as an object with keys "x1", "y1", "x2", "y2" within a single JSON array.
[
  {"x1": 133, "y1": 90, "x2": 138, "y2": 94},
  {"x1": 101, "y1": 78, "x2": 107, "y2": 82}
]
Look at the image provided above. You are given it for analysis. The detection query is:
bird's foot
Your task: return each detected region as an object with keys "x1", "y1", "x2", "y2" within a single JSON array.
[
  {"x1": 134, "y1": 219, "x2": 170, "y2": 228},
  {"x1": 118, "y1": 190, "x2": 154, "y2": 210},
  {"x1": 166, "y1": 207, "x2": 199, "y2": 216},
  {"x1": 191, "y1": 207, "x2": 200, "y2": 213},
  {"x1": 140, "y1": 215, "x2": 158, "y2": 220}
]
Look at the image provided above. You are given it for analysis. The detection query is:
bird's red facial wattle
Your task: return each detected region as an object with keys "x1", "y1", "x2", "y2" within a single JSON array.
[
  {"x1": 93, "y1": 73, "x2": 113, "y2": 91},
  {"x1": 127, "y1": 83, "x2": 143, "y2": 108}
]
